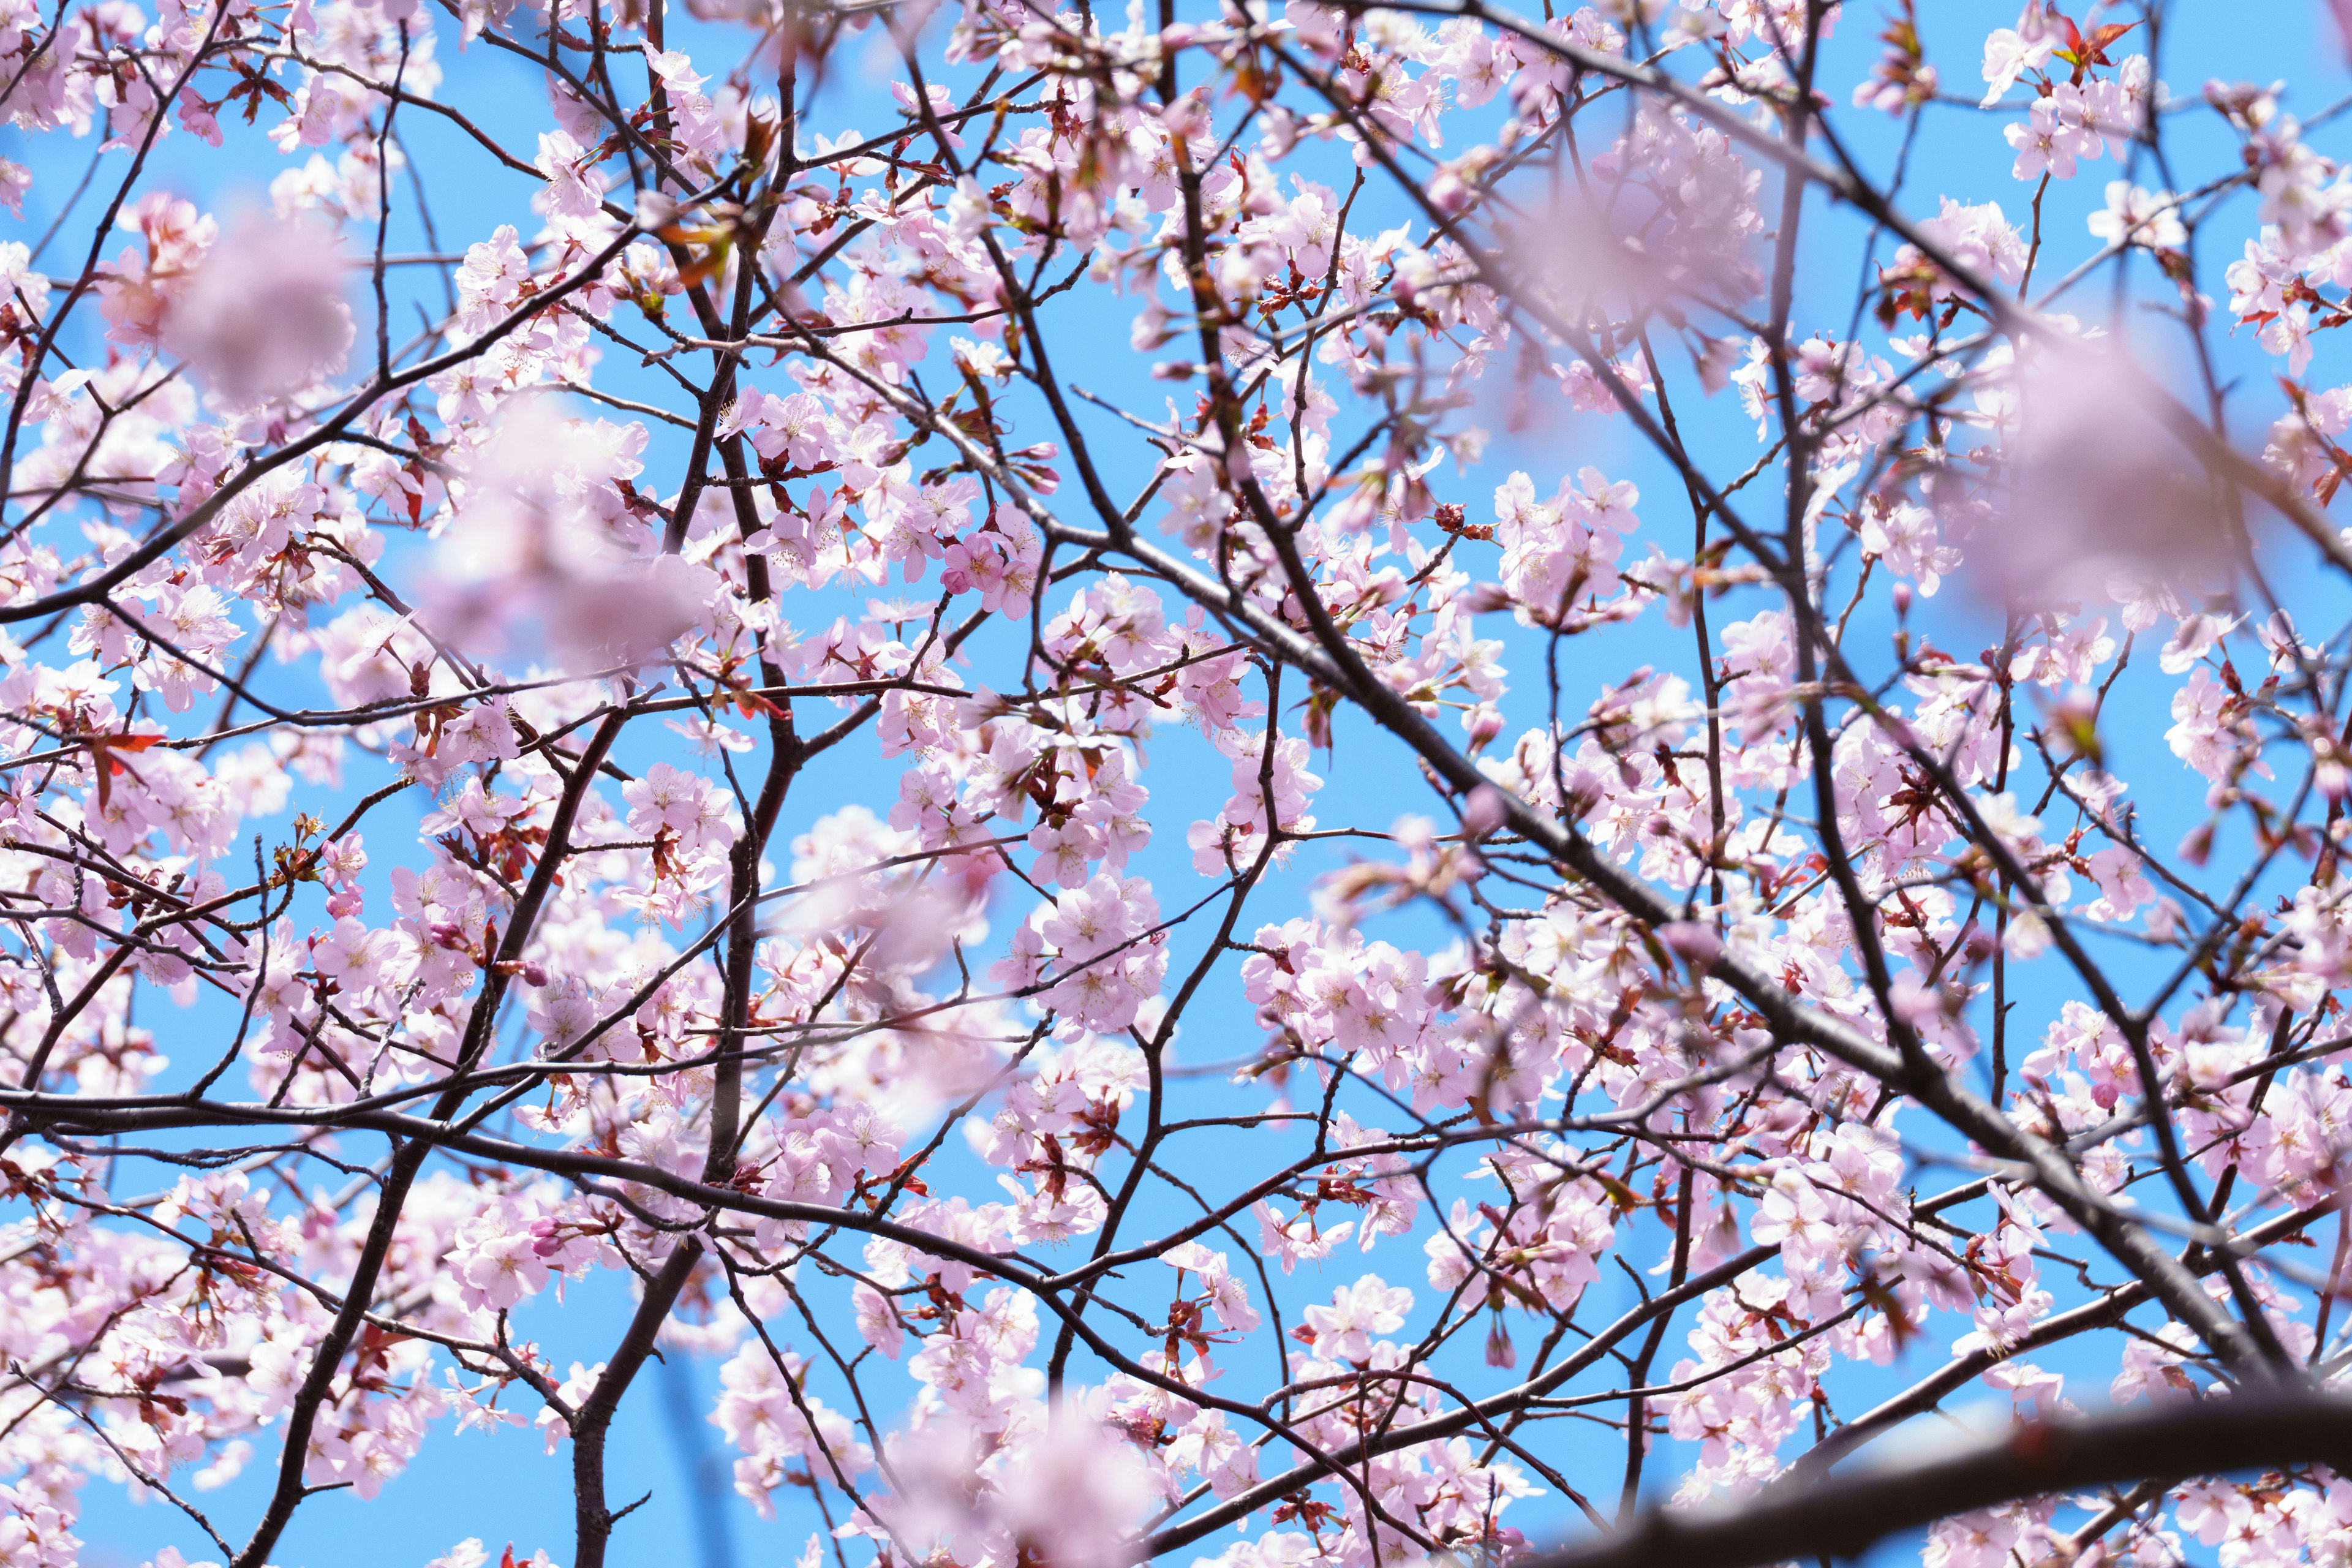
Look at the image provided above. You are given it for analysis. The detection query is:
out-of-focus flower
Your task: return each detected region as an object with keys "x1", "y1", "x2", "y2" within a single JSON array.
[
  {"x1": 862, "y1": 1413, "x2": 1155, "y2": 1568},
  {"x1": 1960, "y1": 339, "x2": 2231, "y2": 611},
  {"x1": 161, "y1": 211, "x2": 353, "y2": 401},
  {"x1": 1507, "y1": 105, "x2": 1766, "y2": 326},
  {"x1": 424, "y1": 399, "x2": 717, "y2": 669}
]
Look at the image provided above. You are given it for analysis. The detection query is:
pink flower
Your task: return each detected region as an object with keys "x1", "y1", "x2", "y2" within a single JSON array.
[{"x1": 1301, "y1": 1275, "x2": 1411, "y2": 1363}]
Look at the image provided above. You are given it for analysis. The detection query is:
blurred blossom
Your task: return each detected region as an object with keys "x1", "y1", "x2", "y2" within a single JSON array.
[
  {"x1": 1959, "y1": 339, "x2": 2233, "y2": 611},
  {"x1": 1502, "y1": 192, "x2": 1660, "y2": 328},
  {"x1": 424, "y1": 399, "x2": 717, "y2": 669},
  {"x1": 161, "y1": 211, "x2": 353, "y2": 401},
  {"x1": 1507, "y1": 105, "x2": 1765, "y2": 330},
  {"x1": 861, "y1": 1412, "x2": 1156, "y2": 1568}
]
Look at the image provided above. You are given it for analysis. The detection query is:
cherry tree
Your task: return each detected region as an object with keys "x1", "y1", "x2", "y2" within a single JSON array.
[{"x1": 7, "y1": 0, "x2": 2352, "y2": 1564}]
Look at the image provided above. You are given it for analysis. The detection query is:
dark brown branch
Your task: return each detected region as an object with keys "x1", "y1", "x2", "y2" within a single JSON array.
[{"x1": 1525, "y1": 1394, "x2": 2352, "y2": 1568}]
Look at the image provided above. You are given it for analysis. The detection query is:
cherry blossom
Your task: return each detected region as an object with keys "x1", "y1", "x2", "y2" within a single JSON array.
[{"x1": 6, "y1": 4, "x2": 2352, "y2": 1568}]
